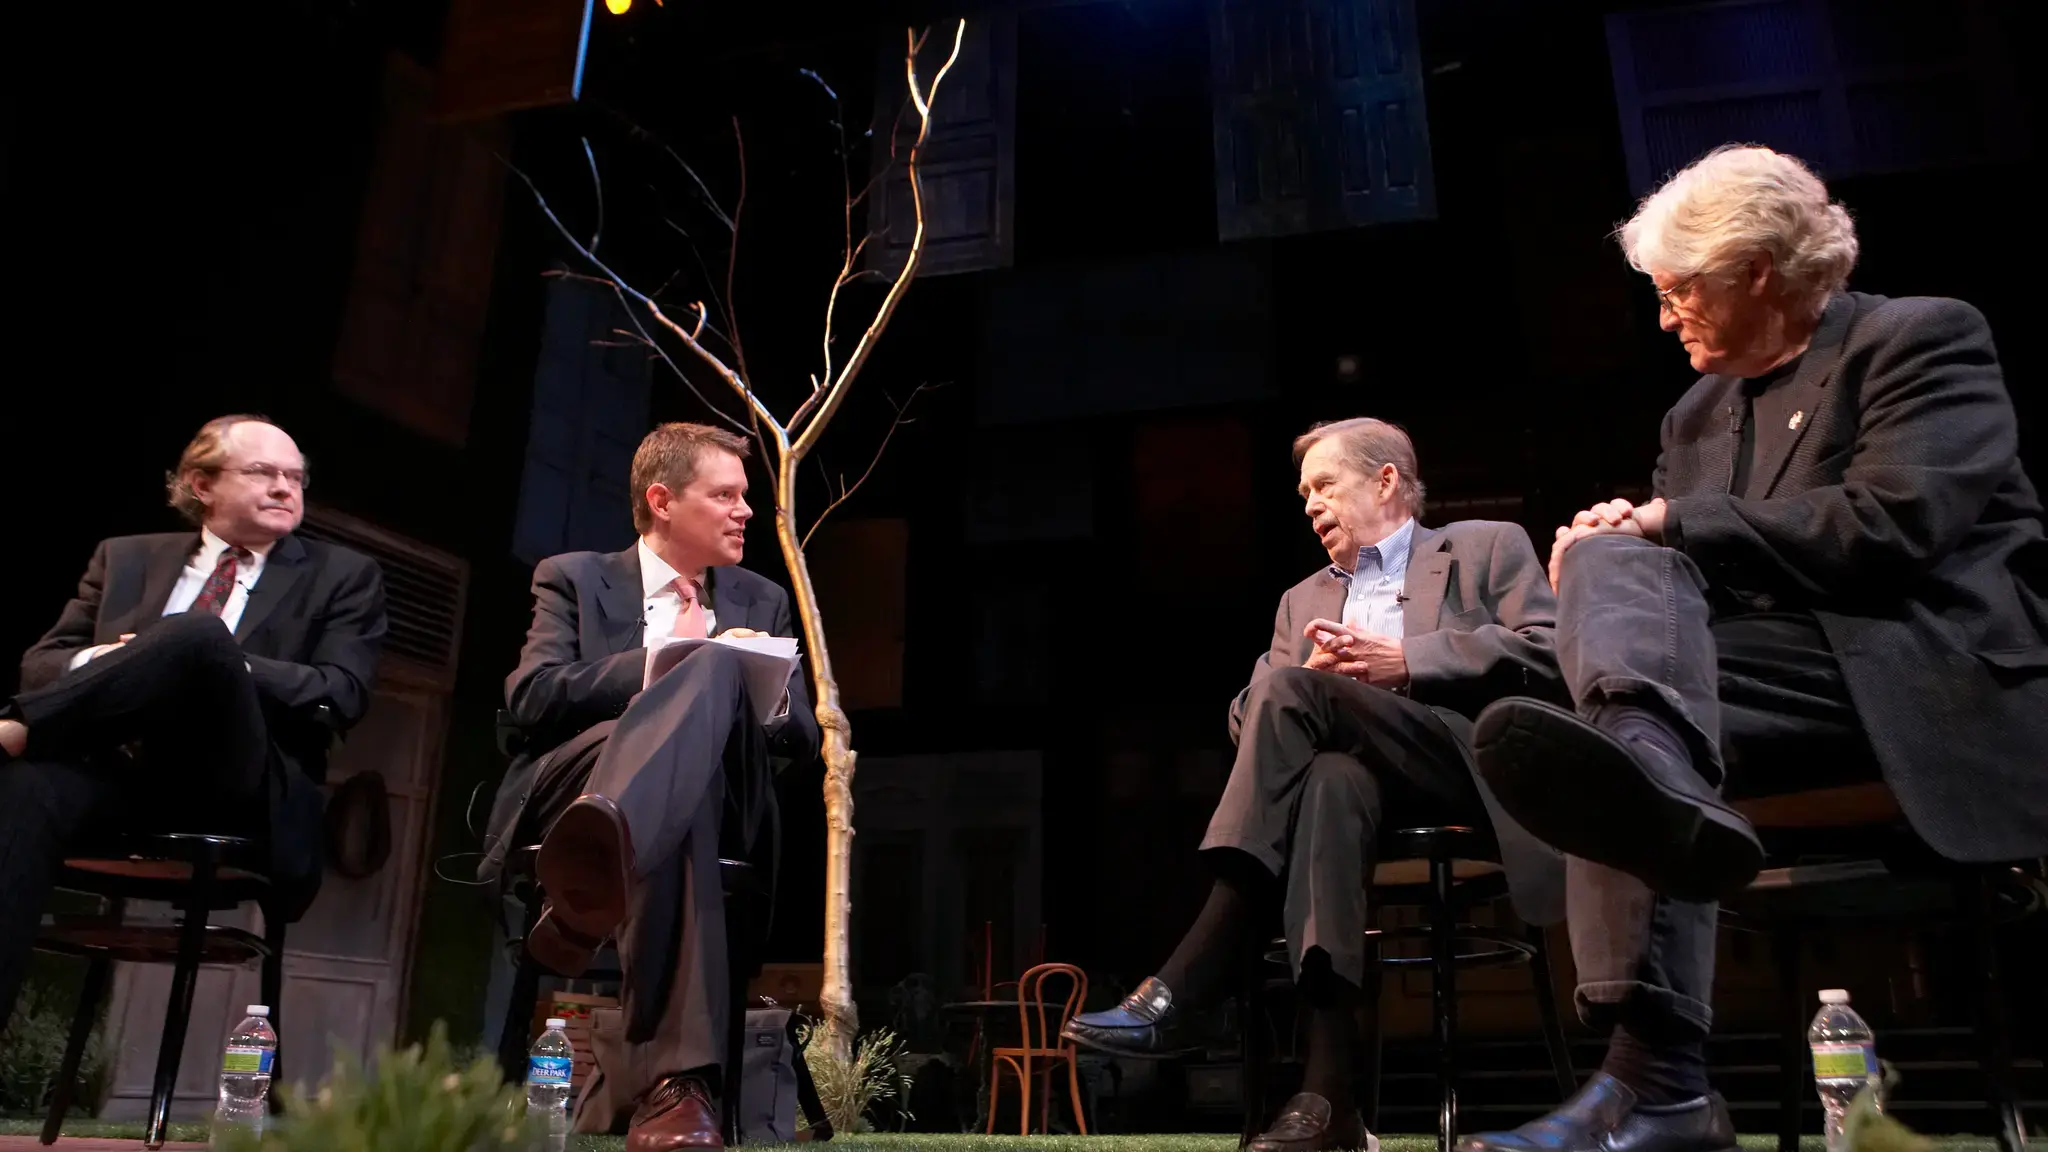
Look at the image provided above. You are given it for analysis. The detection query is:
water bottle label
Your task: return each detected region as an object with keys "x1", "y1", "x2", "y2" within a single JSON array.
[
  {"x1": 223, "y1": 1046, "x2": 274, "y2": 1075},
  {"x1": 1811, "y1": 1042, "x2": 1876, "y2": 1079},
  {"x1": 528, "y1": 1055, "x2": 572, "y2": 1087}
]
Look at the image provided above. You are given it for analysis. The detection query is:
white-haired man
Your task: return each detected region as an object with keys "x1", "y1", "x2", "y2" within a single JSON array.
[
  {"x1": 1066, "y1": 418, "x2": 1564, "y2": 1152},
  {"x1": 1463, "y1": 146, "x2": 2048, "y2": 1152}
]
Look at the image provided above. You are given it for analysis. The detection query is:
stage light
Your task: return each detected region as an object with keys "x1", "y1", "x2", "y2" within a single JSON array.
[{"x1": 605, "y1": 0, "x2": 629, "y2": 12}]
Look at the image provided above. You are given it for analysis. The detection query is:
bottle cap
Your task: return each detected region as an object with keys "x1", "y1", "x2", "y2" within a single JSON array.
[
  {"x1": 1818, "y1": 989, "x2": 1850, "y2": 1004},
  {"x1": 545, "y1": 1017, "x2": 568, "y2": 1029},
  {"x1": 246, "y1": 1005, "x2": 271, "y2": 1017}
]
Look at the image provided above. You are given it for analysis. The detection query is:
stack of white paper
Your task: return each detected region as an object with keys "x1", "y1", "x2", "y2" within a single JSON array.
[{"x1": 644, "y1": 634, "x2": 802, "y2": 723}]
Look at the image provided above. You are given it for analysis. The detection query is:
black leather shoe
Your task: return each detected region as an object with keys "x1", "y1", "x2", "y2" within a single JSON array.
[
  {"x1": 1473, "y1": 698, "x2": 1763, "y2": 903},
  {"x1": 1060, "y1": 977, "x2": 1208, "y2": 1058},
  {"x1": 1458, "y1": 1073, "x2": 1738, "y2": 1152},
  {"x1": 1250, "y1": 1092, "x2": 1375, "y2": 1152}
]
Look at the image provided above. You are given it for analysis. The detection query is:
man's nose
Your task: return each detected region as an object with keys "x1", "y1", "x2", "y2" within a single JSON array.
[
  {"x1": 735, "y1": 499, "x2": 752, "y2": 521},
  {"x1": 1659, "y1": 309, "x2": 1682, "y2": 333}
]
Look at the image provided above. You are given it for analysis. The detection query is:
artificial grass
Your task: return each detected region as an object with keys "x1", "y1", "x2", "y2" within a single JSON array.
[{"x1": 0, "y1": 1122, "x2": 2011, "y2": 1150}]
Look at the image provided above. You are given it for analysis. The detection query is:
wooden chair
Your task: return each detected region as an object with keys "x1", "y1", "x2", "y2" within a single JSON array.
[
  {"x1": 36, "y1": 832, "x2": 286, "y2": 1150},
  {"x1": 1241, "y1": 825, "x2": 1577, "y2": 1152},
  {"x1": 1725, "y1": 782, "x2": 2040, "y2": 1152},
  {"x1": 988, "y1": 962, "x2": 1090, "y2": 1136}
]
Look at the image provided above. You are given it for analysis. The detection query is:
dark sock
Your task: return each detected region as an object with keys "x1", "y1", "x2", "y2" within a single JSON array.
[
  {"x1": 1600, "y1": 1023, "x2": 1709, "y2": 1105},
  {"x1": 1598, "y1": 704, "x2": 1695, "y2": 770},
  {"x1": 1299, "y1": 965, "x2": 1362, "y2": 1110},
  {"x1": 1155, "y1": 858, "x2": 1271, "y2": 1010}
]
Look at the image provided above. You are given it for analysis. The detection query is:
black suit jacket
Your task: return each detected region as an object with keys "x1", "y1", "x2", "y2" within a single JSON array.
[
  {"x1": 20, "y1": 531, "x2": 388, "y2": 916},
  {"x1": 1655, "y1": 291, "x2": 2048, "y2": 862},
  {"x1": 479, "y1": 545, "x2": 821, "y2": 881}
]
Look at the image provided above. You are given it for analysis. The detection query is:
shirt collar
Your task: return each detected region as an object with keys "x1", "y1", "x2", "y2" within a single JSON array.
[
  {"x1": 1329, "y1": 517, "x2": 1417, "y2": 582},
  {"x1": 637, "y1": 537, "x2": 699, "y2": 598},
  {"x1": 197, "y1": 526, "x2": 272, "y2": 570}
]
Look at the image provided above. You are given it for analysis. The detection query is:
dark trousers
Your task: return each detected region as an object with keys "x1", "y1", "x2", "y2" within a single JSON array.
[
  {"x1": 0, "y1": 613, "x2": 271, "y2": 1020},
  {"x1": 519, "y1": 647, "x2": 773, "y2": 1132},
  {"x1": 1555, "y1": 535, "x2": 1876, "y2": 1040},
  {"x1": 1204, "y1": 665, "x2": 1487, "y2": 988}
]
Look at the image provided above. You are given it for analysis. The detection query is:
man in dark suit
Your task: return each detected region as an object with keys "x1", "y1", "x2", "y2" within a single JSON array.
[
  {"x1": 0, "y1": 414, "x2": 386, "y2": 1022},
  {"x1": 1465, "y1": 146, "x2": 2048, "y2": 1152},
  {"x1": 481, "y1": 422, "x2": 820, "y2": 1148},
  {"x1": 1063, "y1": 418, "x2": 1563, "y2": 1152}
]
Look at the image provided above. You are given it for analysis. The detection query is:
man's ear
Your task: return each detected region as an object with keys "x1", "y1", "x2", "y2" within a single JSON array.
[
  {"x1": 188, "y1": 469, "x2": 216, "y2": 509},
  {"x1": 644, "y1": 483, "x2": 672, "y2": 525}
]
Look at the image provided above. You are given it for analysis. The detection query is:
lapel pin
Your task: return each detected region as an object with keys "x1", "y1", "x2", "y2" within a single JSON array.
[{"x1": 1788, "y1": 410, "x2": 1805, "y2": 430}]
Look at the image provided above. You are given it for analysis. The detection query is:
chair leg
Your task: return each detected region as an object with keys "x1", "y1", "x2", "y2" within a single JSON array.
[
  {"x1": 1067, "y1": 1055, "x2": 1090, "y2": 1135},
  {"x1": 1022, "y1": 1052, "x2": 1035, "y2": 1136},
  {"x1": 1773, "y1": 926, "x2": 1805, "y2": 1152},
  {"x1": 1967, "y1": 871, "x2": 2030, "y2": 1152},
  {"x1": 148, "y1": 854, "x2": 218, "y2": 1150},
  {"x1": 723, "y1": 895, "x2": 750, "y2": 1146},
  {"x1": 1241, "y1": 936, "x2": 1270, "y2": 1148},
  {"x1": 987, "y1": 1056, "x2": 1002, "y2": 1134},
  {"x1": 1527, "y1": 924, "x2": 1576, "y2": 1099},
  {"x1": 1360, "y1": 926, "x2": 1385, "y2": 1133},
  {"x1": 261, "y1": 904, "x2": 286, "y2": 1116},
  {"x1": 499, "y1": 891, "x2": 546, "y2": 1087},
  {"x1": 1429, "y1": 859, "x2": 1460, "y2": 1152},
  {"x1": 41, "y1": 955, "x2": 111, "y2": 1146}
]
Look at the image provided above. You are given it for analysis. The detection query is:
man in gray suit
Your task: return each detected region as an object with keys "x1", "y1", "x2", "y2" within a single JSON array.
[
  {"x1": 1064, "y1": 418, "x2": 1562, "y2": 1152},
  {"x1": 481, "y1": 422, "x2": 820, "y2": 1148},
  {"x1": 1465, "y1": 146, "x2": 2048, "y2": 1152}
]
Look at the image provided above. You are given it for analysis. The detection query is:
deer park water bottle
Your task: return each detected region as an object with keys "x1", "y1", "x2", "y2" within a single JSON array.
[{"x1": 210, "y1": 1005, "x2": 276, "y2": 1146}]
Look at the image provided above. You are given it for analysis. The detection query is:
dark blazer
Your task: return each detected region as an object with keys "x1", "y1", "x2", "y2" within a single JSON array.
[
  {"x1": 480, "y1": 545, "x2": 821, "y2": 881},
  {"x1": 1229, "y1": 521, "x2": 1567, "y2": 924},
  {"x1": 1656, "y1": 291, "x2": 2048, "y2": 862},
  {"x1": 20, "y1": 530, "x2": 388, "y2": 916}
]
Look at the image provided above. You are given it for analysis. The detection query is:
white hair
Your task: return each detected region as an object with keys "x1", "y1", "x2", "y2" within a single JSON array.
[{"x1": 1619, "y1": 144, "x2": 1859, "y2": 318}]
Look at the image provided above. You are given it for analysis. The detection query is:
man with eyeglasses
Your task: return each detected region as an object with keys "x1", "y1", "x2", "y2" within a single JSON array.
[{"x1": 0, "y1": 414, "x2": 387, "y2": 1027}]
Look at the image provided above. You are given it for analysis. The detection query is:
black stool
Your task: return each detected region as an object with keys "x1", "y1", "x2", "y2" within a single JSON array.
[
  {"x1": 35, "y1": 832, "x2": 286, "y2": 1150},
  {"x1": 1241, "y1": 825, "x2": 1576, "y2": 1152},
  {"x1": 494, "y1": 844, "x2": 764, "y2": 1144}
]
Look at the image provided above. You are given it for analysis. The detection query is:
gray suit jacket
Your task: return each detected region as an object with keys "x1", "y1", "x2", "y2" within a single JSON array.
[
  {"x1": 1657, "y1": 291, "x2": 2048, "y2": 862},
  {"x1": 1230, "y1": 520, "x2": 1567, "y2": 923},
  {"x1": 479, "y1": 545, "x2": 821, "y2": 882}
]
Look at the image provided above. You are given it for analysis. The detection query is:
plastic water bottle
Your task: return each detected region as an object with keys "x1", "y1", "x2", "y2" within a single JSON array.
[
  {"x1": 526, "y1": 1017, "x2": 574, "y2": 1151},
  {"x1": 210, "y1": 1005, "x2": 276, "y2": 1146},
  {"x1": 1809, "y1": 989, "x2": 1881, "y2": 1152}
]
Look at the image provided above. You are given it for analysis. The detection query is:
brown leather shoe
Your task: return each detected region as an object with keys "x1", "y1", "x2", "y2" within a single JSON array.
[
  {"x1": 525, "y1": 903, "x2": 604, "y2": 977},
  {"x1": 1250, "y1": 1092, "x2": 1373, "y2": 1152},
  {"x1": 628, "y1": 1074, "x2": 722, "y2": 1150},
  {"x1": 537, "y1": 793, "x2": 635, "y2": 946}
]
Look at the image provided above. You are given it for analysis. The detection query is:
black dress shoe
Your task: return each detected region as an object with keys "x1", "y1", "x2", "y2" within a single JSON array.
[
  {"x1": 1472, "y1": 698, "x2": 1763, "y2": 903},
  {"x1": 1459, "y1": 1073, "x2": 1737, "y2": 1152},
  {"x1": 1060, "y1": 977, "x2": 1208, "y2": 1058},
  {"x1": 1250, "y1": 1092, "x2": 1375, "y2": 1152}
]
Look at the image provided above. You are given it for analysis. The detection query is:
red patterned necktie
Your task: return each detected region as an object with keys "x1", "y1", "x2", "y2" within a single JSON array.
[{"x1": 190, "y1": 547, "x2": 251, "y2": 617}]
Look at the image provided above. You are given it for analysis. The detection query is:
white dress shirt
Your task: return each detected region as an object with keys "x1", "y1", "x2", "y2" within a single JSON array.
[
  {"x1": 637, "y1": 537, "x2": 790, "y2": 719},
  {"x1": 638, "y1": 537, "x2": 715, "y2": 645},
  {"x1": 69, "y1": 528, "x2": 272, "y2": 670}
]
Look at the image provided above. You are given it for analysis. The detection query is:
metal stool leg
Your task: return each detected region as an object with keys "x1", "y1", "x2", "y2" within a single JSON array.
[
  {"x1": 1359, "y1": 925, "x2": 1385, "y2": 1132},
  {"x1": 1240, "y1": 936, "x2": 1270, "y2": 1147},
  {"x1": 261, "y1": 903, "x2": 286, "y2": 1116},
  {"x1": 147, "y1": 852, "x2": 218, "y2": 1150},
  {"x1": 41, "y1": 955, "x2": 112, "y2": 1146},
  {"x1": 499, "y1": 889, "x2": 546, "y2": 1086},
  {"x1": 1430, "y1": 859, "x2": 1459, "y2": 1152},
  {"x1": 1527, "y1": 924, "x2": 1576, "y2": 1098},
  {"x1": 1968, "y1": 872, "x2": 2029, "y2": 1152},
  {"x1": 1773, "y1": 926, "x2": 1805, "y2": 1152}
]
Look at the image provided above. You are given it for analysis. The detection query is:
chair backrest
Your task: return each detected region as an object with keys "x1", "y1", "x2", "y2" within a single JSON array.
[{"x1": 1012, "y1": 963, "x2": 1087, "y2": 1051}]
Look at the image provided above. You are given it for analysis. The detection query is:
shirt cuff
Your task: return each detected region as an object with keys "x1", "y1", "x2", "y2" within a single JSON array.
[
  {"x1": 769, "y1": 689, "x2": 792, "y2": 723},
  {"x1": 68, "y1": 644, "x2": 113, "y2": 671}
]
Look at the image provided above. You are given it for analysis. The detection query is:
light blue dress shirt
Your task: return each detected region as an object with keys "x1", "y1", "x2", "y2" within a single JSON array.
[{"x1": 1331, "y1": 517, "x2": 1416, "y2": 640}]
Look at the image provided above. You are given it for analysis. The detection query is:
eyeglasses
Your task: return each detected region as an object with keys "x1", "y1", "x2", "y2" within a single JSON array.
[
  {"x1": 1655, "y1": 277, "x2": 1699, "y2": 315},
  {"x1": 222, "y1": 464, "x2": 311, "y2": 490}
]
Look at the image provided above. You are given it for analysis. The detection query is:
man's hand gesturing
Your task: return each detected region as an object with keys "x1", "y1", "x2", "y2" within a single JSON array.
[{"x1": 1302, "y1": 618, "x2": 1409, "y2": 688}]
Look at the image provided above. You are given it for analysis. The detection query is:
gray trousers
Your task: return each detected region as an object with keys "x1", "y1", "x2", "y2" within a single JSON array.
[
  {"x1": 518, "y1": 647, "x2": 773, "y2": 1132},
  {"x1": 1203, "y1": 665, "x2": 1487, "y2": 988},
  {"x1": 1555, "y1": 535, "x2": 1875, "y2": 1041}
]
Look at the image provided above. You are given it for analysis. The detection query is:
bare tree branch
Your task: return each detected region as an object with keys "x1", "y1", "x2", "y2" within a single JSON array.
[
  {"x1": 789, "y1": 20, "x2": 964, "y2": 460},
  {"x1": 724, "y1": 115, "x2": 753, "y2": 387},
  {"x1": 802, "y1": 382, "x2": 942, "y2": 548},
  {"x1": 580, "y1": 137, "x2": 605, "y2": 252}
]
